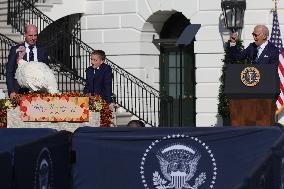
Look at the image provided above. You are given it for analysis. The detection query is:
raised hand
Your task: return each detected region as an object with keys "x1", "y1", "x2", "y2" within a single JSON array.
[
  {"x1": 16, "y1": 46, "x2": 26, "y2": 62},
  {"x1": 230, "y1": 32, "x2": 238, "y2": 43}
]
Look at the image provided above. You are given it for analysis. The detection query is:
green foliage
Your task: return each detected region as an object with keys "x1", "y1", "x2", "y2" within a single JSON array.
[{"x1": 218, "y1": 39, "x2": 248, "y2": 123}]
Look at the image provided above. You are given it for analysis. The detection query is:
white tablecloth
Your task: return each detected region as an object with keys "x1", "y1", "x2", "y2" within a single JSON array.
[{"x1": 7, "y1": 107, "x2": 100, "y2": 132}]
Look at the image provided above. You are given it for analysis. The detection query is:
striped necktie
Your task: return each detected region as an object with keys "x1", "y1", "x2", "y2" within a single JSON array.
[{"x1": 28, "y1": 45, "x2": 34, "y2": 61}]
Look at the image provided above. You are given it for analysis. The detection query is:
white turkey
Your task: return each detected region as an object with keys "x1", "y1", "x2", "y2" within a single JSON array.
[{"x1": 15, "y1": 59, "x2": 58, "y2": 94}]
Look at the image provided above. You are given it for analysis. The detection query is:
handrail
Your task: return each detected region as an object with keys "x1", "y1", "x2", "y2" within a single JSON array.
[
  {"x1": 0, "y1": 34, "x2": 18, "y2": 80},
  {"x1": 7, "y1": 0, "x2": 174, "y2": 126},
  {"x1": 0, "y1": 33, "x2": 85, "y2": 93}
]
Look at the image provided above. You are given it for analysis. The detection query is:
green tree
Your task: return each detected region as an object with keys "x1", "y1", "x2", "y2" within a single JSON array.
[{"x1": 218, "y1": 39, "x2": 248, "y2": 124}]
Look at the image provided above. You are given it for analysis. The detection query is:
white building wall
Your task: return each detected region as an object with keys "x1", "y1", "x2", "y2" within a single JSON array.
[
  {"x1": 44, "y1": 0, "x2": 86, "y2": 21},
  {"x1": 46, "y1": 0, "x2": 284, "y2": 127}
]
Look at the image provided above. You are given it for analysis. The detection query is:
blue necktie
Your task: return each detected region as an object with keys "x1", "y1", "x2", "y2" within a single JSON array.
[{"x1": 256, "y1": 47, "x2": 261, "y2": 60}]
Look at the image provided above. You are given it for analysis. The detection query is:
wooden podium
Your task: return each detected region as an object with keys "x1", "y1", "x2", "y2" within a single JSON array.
[{"x1": 224, "y1": 64, "x2": 280, "y2": 126}]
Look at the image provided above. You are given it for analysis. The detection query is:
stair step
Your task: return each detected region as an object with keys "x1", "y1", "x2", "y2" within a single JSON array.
[
  {"x1": 0, "y1": 12, "x2": 7, "y2": 17},
  {"x1": 0, "y1": 15, "x2": 7, "y2": 21},
  {"x1": 0, "y1": 0, "x2": 7, "y2": 4},
  {"x1": 113, "y1": 112, "x2": 132, "y2": 126},
  {"x1": 0, "y1": 80, "x2": 7, "y2": 89},
  {"x1": 50, "y1": 0, "x2": 63, "y2": 4},
  {"x1": 0, "y1": 8, "x2": 7, "y2": 15},
  {"x1": 1, "y1": 33, "x2": 22, "y2": 43},
  {"x1": 0, "y1": 22, "x2": 10, "y2": 27},
  {"x1": 0, "y1": 26, "x2": 13, "y2": 33},
  {"x1": 35, "y1": 3, "x2": 53, "y2": 12}
]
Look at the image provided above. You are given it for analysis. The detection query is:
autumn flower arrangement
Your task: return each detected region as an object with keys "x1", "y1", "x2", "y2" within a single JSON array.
[
  {"x1": 0, "y1": 92, "x2": 112, "y2": 128},
  {"x1": 88, "y1": 94, "x2": 113, "y2": 127},
  {"x1": 0, "y1": 96, "x2": 19, "y2": 128}
]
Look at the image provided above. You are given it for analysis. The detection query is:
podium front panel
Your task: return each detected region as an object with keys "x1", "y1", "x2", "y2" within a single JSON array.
[{"x1": 224, "y1": 64, "x2": 280, "y2": 99}]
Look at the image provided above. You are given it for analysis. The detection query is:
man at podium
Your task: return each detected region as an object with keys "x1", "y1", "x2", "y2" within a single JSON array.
[
  {"x1": 225, "y1": 25, "x2": 280, "y2": 127},
  {"x1": 228, "y1": 25, "x2": 279, "y2": 64}
]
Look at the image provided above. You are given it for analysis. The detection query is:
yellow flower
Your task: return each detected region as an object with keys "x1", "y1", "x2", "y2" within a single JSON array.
[
  {"x1": 4, "y1": 100, "x2": 12, "y2": 109},
  {"x1": 94, "y1": 101, "x2": 103, "y2": 112}
]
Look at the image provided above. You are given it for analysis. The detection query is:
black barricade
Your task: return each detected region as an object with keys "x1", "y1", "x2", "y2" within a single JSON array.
[
  {"x1": 72, "y1": 126, "x2": 284, "y2": 189},
  {"x1": 0, "y1": 128, "x2": 56, "y2": 189},
  {"x1": 0, "y1": 151, "x2": 12, "y2": 189},
  {"x1": 0, "y1": 128, "x2": 56, "y2": 153},
  {"x1": 14, "y1": 130, "x2": 71, "y2": 189},
  {"x1": 234, "y1": 132, "x2": 284, "y2": 189}
]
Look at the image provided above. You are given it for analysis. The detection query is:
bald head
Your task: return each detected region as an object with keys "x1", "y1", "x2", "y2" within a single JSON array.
[
  {"x1": 24, "y1": 24, "x2": 37, "y2": 33},
  {"x1": 24, "y1": 24, "x2": 38, "y2": 45}
]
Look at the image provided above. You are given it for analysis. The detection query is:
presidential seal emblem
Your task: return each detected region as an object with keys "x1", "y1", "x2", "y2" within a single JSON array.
[
  {"x1": 240, "y1": 66, "x2": 260, "y2": 87},
  {"x1": 34, "y1": 147, "x2": 54, "y2": 189},
  {"x1": 140, "y1": 134, "x2": 217, "y2": 189}
]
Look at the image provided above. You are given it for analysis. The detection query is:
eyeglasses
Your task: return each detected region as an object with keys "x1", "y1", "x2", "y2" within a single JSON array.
[{"x1": 252, "y1": 33, "x2": 261, "y2": 37}]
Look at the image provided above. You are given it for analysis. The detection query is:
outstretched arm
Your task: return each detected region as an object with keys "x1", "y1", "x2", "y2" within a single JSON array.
[
  {"x1": 104, "y1": 65, "x2": 113, "y2": 103},
  {"x1": 83, "y1": 70, "x2": 91, "y2": 94}
]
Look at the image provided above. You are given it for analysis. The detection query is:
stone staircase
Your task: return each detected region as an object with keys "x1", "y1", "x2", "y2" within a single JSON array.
[
  {"x1": 0, "y1": 0, "x2": 22, "y2": 43},
  {"x1": 0, "y1": 0, "x2": 134, "y2": 126},
  {"x1": 0, "y1": 0, "x2": 80, "y2": 94}
]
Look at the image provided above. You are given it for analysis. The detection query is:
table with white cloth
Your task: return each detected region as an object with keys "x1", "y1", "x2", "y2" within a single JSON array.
[{"x1": 7, "y1": 107, "x2": 100, "y2": 132}]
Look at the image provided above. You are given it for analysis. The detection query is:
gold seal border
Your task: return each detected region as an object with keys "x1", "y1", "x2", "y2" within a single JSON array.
[{"x1": 240, "y1": 66, "x2": 261, "y2": 87}]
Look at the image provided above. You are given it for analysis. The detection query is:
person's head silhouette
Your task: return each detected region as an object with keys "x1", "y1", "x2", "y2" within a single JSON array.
[{"x1": 127, "y1": 120, "x2": 145, "y2": 128}]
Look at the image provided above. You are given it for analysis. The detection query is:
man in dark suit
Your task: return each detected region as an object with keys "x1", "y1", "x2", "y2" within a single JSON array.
[
  {"x1": 6, "y1": 24, "x2": 49, "y2": 98},
  {"x1": 83, "y1": 50, "x2": 112, "y2": 104},
  {"x1": 228, "y1": 25, "x2": 279, "y2": 64}
]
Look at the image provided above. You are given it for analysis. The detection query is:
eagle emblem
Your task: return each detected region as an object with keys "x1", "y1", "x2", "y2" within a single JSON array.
[
  {"x1": 240, "y1": 66, "x2": 260, "y2": 87},
  {"x1": 153, "y1": 144, "x2": 206, "y2": 189}
]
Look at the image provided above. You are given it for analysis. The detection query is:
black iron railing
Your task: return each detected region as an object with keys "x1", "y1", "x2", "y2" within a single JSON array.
[
  {"x1": 6, "y1": 0, "x2": 173, "y2": 127},
  {"x1": 0, "y1": 34, "x2": 17, "y2": 80},
  {"x1": 0, "y1": 33, "x2": 85, "y2": 92}
]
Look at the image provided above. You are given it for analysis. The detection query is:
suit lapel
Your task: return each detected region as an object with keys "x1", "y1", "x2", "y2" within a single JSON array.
[
  {"x1": 260, "y1": 45, "x2": 268, "y2": 59},
  {"x1": 37, "y1": 46, "x2": 42, "y2": 62},
  {"x1": 95, "y1": 64, "x2": 104, "y2": 79},
  {"x1": 257, "y1": 43, "x2": 270, "y2": 64}
]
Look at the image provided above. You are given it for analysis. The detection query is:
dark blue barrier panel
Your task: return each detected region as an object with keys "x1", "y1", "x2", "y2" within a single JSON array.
[
  {"x1": 0, "y1": 128, "x2": 56, "y2": 153},
  {"x1": 0, "y1": 128, "x2": 57, "y2": 189},
  {"x1": 233, "y1": 132, "x2": 284, "y2": 189},
  {"x1": 72, "y1": 126, "x2": 283, "y2": 189},
  {"x1": 14, "y1": 131, "x2": 71, "y2": 189},
  {"x1": 0, "y1": 151, "x2": 12, "y2": 189}
]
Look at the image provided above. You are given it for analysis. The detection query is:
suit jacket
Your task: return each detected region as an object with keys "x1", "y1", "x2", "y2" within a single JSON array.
[
  {"x1": 6, "y1": 43, "x2": 49, "y2": 96},
  {"x1": 228, "y1": 41, "x2": 279, "y2": 64},
  {"x1": 83, "y1": 63, "x2": 113, "y2": 103}
]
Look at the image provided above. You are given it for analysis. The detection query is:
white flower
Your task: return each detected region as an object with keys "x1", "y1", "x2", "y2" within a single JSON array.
[{"x1": 15, "y1": 60, "x2": 58, "y2": 94}]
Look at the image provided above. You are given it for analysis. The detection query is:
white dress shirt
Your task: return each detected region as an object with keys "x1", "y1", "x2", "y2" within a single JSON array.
[
  {"x1": 257, "y1": 41, "x2": 268, "y2": 58},
  {"x1": 24, "y1": 42, "x2": 38, "y2": 62}
]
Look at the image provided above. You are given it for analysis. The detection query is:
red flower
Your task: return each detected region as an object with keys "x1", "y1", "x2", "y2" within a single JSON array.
[
  {"x1": 65, "y1": 96, "x2": 69, "y2": 101},
  {"x1": 20, "y1": 106, "x2": 27, "y2": 112}
]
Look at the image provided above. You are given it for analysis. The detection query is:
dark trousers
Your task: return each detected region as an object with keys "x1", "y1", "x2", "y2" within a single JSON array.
[{"x1": 18, "y1": 88, "x2": 30, "y2": 94}]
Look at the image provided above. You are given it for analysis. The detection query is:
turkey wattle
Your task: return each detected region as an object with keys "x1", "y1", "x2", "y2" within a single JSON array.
[{"x1": 15, "y1": 59, "x2": 58, "y2": 94}]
